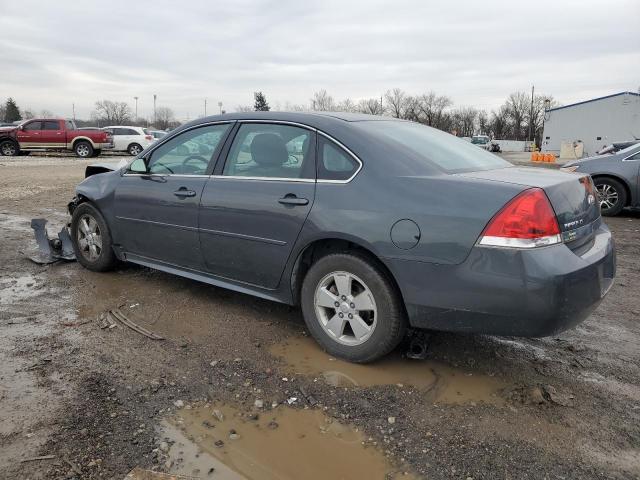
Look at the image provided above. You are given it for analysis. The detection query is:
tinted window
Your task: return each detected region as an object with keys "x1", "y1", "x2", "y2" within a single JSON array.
[
  {"x1": 223, "y1": 123, "x2": 314, "y2": 179},
  {"x1": 24, "y1": 121, "x2": 42, "y2": 131},
  {"x1": 318, "y1": 137, "x2": 359, "y2": 181},
  {"x1": 145, "y1": 124, "x2": 230, "y2": 175},
  {"x1": 123, "y1": 128, "x2": 139, "y2": 136},
  {"x1": 627, "y1": 151, "x2": 640, "y2": 160},
  {"x1": 358, "y1": 121, "x2": 510, "y2": 173},
  {"x1": 43, "y1": 121, "x2": 61, "y2": 130}
]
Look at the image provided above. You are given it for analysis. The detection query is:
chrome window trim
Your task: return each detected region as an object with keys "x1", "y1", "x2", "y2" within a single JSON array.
[
  {"x1": 622, "y1": 150, "x2": 640, "y2": 161},
  {"x1": 316, "y1": 131, "x2": 363, "y2": 184},
  {"x1": 236, "y1": 119, "x2": 318, "y2": 131},
  {"x1": 211, "y1": 175, "x2": 315, "y2": 183},
  {"x1": 122, "y1": 173, "x2": 210, "y2": 178}
]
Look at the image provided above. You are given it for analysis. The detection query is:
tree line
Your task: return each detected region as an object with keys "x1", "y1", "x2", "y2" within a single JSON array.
[{"x1": 3, "y1": 88, "x2": 558, "y2": 145}]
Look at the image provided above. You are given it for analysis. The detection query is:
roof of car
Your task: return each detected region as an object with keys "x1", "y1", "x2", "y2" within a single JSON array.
[{"x1": 192, "y1": 111, "x2": 399, "y2": 126}]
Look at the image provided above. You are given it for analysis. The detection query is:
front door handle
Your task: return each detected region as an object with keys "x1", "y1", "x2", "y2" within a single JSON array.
[
  {"x1": 278, "y1": 195, "x2": 309, "y2": 206},
  {"x1": 174, "y1": 188, "x2": 196, "y2": 198}
]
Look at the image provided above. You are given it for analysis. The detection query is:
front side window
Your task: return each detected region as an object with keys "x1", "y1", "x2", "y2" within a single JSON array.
[
  {"x1": 223, "y1": 123, "x2": 315, "y2": 179},
  {"x1": 65, "y1": 120, "x2": 75, "y2": 130},
  {"x1": 43, "y1": 120, "x2": 61, "y2": 130},
  {"x1": 24, "y1": 121, "x2": 42, "y2": 131},
  {"x1": 144, "y1": 123, "x2": 230, "y2": 175},
  {"x1": 318, "y1": 137, "x2": 359, "y2": 181}
]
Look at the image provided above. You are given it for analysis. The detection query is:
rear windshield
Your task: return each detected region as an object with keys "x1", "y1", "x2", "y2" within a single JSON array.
[{"x1": 359, "y1": 121, "x2": 509, "y2": 173}]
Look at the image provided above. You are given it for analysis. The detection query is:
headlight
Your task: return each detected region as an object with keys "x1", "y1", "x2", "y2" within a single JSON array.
[{"x1": 560, "y1": 166, "x2": 579, "y2": 172}]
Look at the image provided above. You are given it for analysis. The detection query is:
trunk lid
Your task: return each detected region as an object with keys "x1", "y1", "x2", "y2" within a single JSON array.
[{"x1": 458, "y1": 167, "x2": 601, "y2": 252}]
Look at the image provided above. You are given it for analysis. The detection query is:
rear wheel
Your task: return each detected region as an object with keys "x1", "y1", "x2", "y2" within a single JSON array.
[
  {"x1": 300, "y1": 253, "x2": 406, "y2": 363},
  {"x1": 74, "y1": 141, "x2": 93, "y2": 158},
  {"x1": 0, "y1": 140, "x2": 18, "y2": 156},
  {"x1": 594, "y1": 177, "x2": 626, "y2": 216},
  {"x1": 71, "y1": 203, "x2": 117, "y2": 271},
  {"x1": 128, "y1": 143, "x2": 142, "y2": 156}
]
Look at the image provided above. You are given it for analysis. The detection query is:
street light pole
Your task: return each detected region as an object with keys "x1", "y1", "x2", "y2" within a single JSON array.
[
  {"x1": 218, "y1": 101, "x2": 223, "y2": 114},
  {"x1": 133, "y1": 96, "x2": 139, "y2": 120},
  {"x1": 153, "y1": 94, "x2": 157, "y2": 124},
  {"x1": 204, "y1": 98, "x2": 207, "y2": 117}
]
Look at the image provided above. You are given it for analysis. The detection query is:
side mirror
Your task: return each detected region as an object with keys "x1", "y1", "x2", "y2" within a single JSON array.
[
  {"x1": 18, "y1": 125, "x2": 24, "y2": 131},
  {"x1": 129, "y1": 157, "x2": 148, "y2": 173}
]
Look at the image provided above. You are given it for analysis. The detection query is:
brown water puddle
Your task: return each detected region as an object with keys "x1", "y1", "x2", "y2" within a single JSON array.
[
  {"x1": 162, "y1": 404, "x2": 414, "y2": 480},
  {"x1": 270, "y1": 337, "x2": 504, "y2": 404}
]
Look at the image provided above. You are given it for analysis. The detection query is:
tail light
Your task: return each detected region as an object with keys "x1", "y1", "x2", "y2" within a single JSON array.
[
  {"x1": 478, "y1": 188, "x2": 561, "y2": 248},
  {"x1": 145, "y1": 135, "x2": 153, "y2": 140}
]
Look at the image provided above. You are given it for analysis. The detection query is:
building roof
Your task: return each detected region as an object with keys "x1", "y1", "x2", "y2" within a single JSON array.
[{"x1": 548, "y1": 91, "x2": 640, "y2": 112}]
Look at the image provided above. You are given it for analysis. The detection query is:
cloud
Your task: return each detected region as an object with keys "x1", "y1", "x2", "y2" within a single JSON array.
[{"x1": 1, "y1": 0, "x2": 638, "y2": 120}]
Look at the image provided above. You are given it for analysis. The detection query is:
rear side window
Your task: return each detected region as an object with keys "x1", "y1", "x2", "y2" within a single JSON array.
[
  {"x1": 43, "y1": 121, "x2": 60, "y2": 130},
  {"x1": 124, "y1": 128, "x2": 139, "y2": 135},
  {"x1": 318, "y1": 137, "x2": 359, "y2": 181},
  {"x1": 23, "y1": 121, "x2": 42, "y2": 131},
  {"x1": 358, "y1": 121, "x2": 510, "y2": 173}
]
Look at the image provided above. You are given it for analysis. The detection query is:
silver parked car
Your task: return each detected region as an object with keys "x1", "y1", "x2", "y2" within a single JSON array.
[{"x1": 561, "y1": 142, "x2": 640, "y2": 216}]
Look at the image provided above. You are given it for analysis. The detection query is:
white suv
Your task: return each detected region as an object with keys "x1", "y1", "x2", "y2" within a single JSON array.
[{"x1": 104, "y1": 126, "x2": 155, "y2": 155}]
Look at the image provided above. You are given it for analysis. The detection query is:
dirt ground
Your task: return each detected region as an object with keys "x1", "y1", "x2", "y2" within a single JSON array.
[{"x1": 1, "y1": 153, "x2": 639, "y2": 479}]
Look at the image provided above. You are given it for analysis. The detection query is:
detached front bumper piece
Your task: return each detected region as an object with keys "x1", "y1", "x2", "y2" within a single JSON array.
[{"x1": 29, "y1": 218, "x2": 76, "y2": 264}]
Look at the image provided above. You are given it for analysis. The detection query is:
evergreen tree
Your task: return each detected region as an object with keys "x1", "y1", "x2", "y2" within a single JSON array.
[
  {"x1": 253, "y1": 91, "x2": 270, "y2": 111},
  {"x1": 4, "y1": 98, "x2": 21, "y2": 122}
]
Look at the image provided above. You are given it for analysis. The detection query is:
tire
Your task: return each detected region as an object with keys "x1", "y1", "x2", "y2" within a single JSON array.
[
  {"x1": 594, "y1": 177, "x2": 626, "y2": 216},
  {"x1": 70, "y1": 203, "x2": 118, "y2": 272},
  {"x1": 74, "y1": 140, "x2": 93, "y2": 158},
  {"x1": 300, "y1": 252, "x2": 406, "y2": 363},
  {"x1": 0, "y1": 140, "x2": 18, "y2": 156},
  {"x1": 127, "y1": 143, "x2": 142, "y2": 156},
  {"x1": 92, "y1": 149, "x2": 102, "y2": 157}
]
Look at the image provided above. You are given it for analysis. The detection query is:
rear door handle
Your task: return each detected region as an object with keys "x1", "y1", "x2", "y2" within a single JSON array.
[
  {"x1": 278, "y1": 195, "x2": 309, "y2": 206},
  {"x1": 174, "y1": 188, "x2": 196, "y2": 198}
]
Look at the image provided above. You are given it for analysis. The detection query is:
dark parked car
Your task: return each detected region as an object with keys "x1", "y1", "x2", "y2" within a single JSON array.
[
  {"x1": 561, "y1": 142, "x2": 640, "y2": 216},
  {"x1": 68, "y1": 112, "x2": 615, "y2": 362}
]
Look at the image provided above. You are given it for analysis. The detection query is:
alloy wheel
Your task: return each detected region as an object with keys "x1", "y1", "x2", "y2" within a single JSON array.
[
  {"x1": 596, "y1": 183, "x2": 618, "y2": 210},
  {"x1": 1, "y1": 142, "x2": 16, "y2": 156},
  {"x1": 77, "y1": 144, "x2": 91, "y2": 157},
  {"x1": 314, "y1": 271, "x2": 377, "y2": 346},
  {"x1": 130, "y1": 145, "x2": 142, "y2": 155},
  {"x1": 76, "y1": 214, "x2": 103, "y2": 261}
]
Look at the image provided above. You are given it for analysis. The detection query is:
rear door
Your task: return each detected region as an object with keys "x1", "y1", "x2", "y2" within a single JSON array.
[
  {"x1": 113, "y1": 122, "x2": 232, "y2": 269},
  {"x1": 199, "y1": 122, "x2": 316, "y2": 289},
  {"x1": 16, "y1": 121, "x2": 42, "y2": 146},
  {"x1": 110, "y1": 128, "x2": 126, "y2": 151},
  {"x1": 40, "y1": 120, "x2": 65, "y2": 147}
]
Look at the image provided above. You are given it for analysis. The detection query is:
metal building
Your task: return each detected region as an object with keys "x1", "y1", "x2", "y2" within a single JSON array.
[{"x1": 541, "y1": 91, "x2": 640, "y2": 157}]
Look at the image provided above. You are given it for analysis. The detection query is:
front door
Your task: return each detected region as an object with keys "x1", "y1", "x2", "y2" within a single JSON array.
[
  {"x1": 16, "y1": 120, "x2": 42, "y2": 147},
  {"x1": 199, "y1": 122, "x2": 316, "y2": 289},
  {"x1": 113, "y1": 123, "x2": 232, "y2": 269}
]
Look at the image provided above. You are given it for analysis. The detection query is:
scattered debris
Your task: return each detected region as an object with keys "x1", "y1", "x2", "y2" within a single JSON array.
[
  {"x1": 254, "y1": 399, "x2": 264, "y2": 409},
  {"x1": 388, "y1": 417, "x2": 396, "y2": 425},
  {"x1": 174, "y1": 400, "x2": 185, "y2": 409},
  {"x1": 542, "y1": 385, "x2": 575, "y2": 407},
  {"x1": 214, "y1": 440, "x2": 224, "y2": 448},
  {"x1": 212, "y1": 409, "x2": 224, "y2": 422},
  {"x1": 20, "y1": 454, "x2": 56, "y2": 462},
  {"x1": 27, "y1": 218, "x2": 75, "y2": 264},
  {"x1": 63, "y1": 456, "x2": 82, "y2": 476},
  {"x1": 125, "y1": 467, "x2": 196, "y2": 479},
  {"x1": 108, "y1": 309, "x2": 164, "y2": 340},
  {"x1": 286, "y1": 397, "x2": 297, "y2": 405}
]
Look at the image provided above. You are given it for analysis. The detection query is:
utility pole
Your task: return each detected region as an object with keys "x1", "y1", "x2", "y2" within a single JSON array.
[
  {"x1": 204, "y1": 98, "x2": 207, "y2": 117},
  {"x1": 72, "y1": 103, "x2": 76, "y2": 121},
  {"x1": 218, "y1": 101, "x2": 223, "y2": 114},
  {"x1": 133, "y1": 96, "x2": 139, "y2": 120},
  {"x1": 380, "y1": 95, "x2": 383, "y2": 115},
  {"x1": 153, "y1": 94, "x2": 157, "y2": 124},
  {"x1": 528, "y1": 85, "x2": 535, "y2": 144}
]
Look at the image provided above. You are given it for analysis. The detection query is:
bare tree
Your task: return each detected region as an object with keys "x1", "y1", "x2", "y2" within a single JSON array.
[
  {"x1": 336, "y1": 98, "x2": 357, "y2": 113},
  {"x1": 450, "y1": 107, "x2": 478, "y2": 137},
  {"x1": 489, "y1": 106, "x2": 510, "y2": 139},
  {"x1": 419, "y1": 92, "x2": 453, "y2": 129},
  {"x1": 504, "y1": 92, "x2": 529, "y2": 140},
  {"x1": 477, "y1": 110, "x2": 489, "y2": 135},
  {"x1": 235, "y1": 105, "x2": 253, "y2": 112},
  {"x1": 357, "y1": 98, "x2": 383, "y2": 115},
  {"x1": 311, "y1": 89, "x2": 335, "y2": 111},
  {"x1": 22, "y1": 109, "x2": 35, "y2": 119},
  {"x1": 154, "y1": 106, "x2": 175, "y2": 130},
  {"x1": 92, "y1": 100, "x2": 132, "y2": 125},
  {"x1": 384, "y1": 88, "x2": 407, "y2": 118}
]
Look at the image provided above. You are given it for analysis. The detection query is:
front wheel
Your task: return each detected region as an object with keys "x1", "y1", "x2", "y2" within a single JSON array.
[
  {"x1": 0, "y1": 140, "x2": 18, "y2": 156},
  {"x1": 594, "y1": 177, "x2": 626, "y2": 216},
  {"x1": 74, "y1": 141, "x2": 93, "y2": 158},
  {"x1": 300, "y1": 253, "x2": 406, "y2": 363},
  {"x1": 71, "y1": 203, "x2": 118, "y2": 271}
]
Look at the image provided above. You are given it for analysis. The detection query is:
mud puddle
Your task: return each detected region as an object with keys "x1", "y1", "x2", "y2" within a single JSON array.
[
  {"x1": 271, "y1": 337, "x2": 504, "y2": 404},
  {"x1": 162, "y1": 404, "x2": 414, "y2": 480}
]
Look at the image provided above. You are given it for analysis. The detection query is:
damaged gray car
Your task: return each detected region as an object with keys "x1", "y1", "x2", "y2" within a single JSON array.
[{"x1": 65, "y1": 112, "x2": 615, "y2": 363}]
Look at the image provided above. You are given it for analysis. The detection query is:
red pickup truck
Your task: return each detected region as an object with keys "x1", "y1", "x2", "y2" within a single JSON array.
[{"x1": 0, "y1": 118, "x2": 113, "y2": 157}]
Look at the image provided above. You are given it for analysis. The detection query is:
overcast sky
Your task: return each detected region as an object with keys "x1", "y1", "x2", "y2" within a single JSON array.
[{"x1": 1, "y1": 0, "x2": 638, "y2": 121}]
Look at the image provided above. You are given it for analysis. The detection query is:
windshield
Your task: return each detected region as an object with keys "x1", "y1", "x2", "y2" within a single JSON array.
[
  {"x1": 360, "y1": 121, "x2": 509, "y2": 173},
  {"x1": 471, "y1": 136, "x2": 489, "y2": 144}
]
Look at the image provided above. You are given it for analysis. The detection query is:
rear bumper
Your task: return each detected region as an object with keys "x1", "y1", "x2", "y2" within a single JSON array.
[{"x1": 387, "y1": 223, "x2": 616, "y2": 337}]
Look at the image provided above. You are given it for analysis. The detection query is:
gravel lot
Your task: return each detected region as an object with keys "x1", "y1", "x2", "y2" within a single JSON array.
[{"x1": 1, "y1": 153, "x2": 639, "y2": 479}]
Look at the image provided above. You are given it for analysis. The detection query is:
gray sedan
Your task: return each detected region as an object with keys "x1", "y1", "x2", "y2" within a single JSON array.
[
  {"x1": 67, "y1": 112, "x2": 615, "y2": 362},
  {"x1": 562, "y1": 143, "x2": 640, "y2": 216}
]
